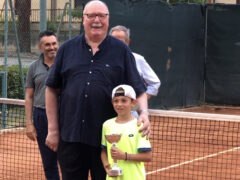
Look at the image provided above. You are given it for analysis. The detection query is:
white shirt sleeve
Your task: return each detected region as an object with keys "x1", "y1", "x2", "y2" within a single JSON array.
[{"x1": 133, "y1": 52, "x2": 161, "y2": 96}]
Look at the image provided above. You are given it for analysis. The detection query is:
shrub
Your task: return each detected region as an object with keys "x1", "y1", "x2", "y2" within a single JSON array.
[{"x1": 0, "y1": 65, "x2": 28, "y2": 99}]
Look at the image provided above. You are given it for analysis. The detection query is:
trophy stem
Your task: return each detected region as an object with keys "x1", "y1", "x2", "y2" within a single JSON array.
[
  {"x1": 112, "y1": 143, "x2": 118, "y2": 163},
  {"x1": 113, "y1": 162, "x2": 118, "y2": 167}
]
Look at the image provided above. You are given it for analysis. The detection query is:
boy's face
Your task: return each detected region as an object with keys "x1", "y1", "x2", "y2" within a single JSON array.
[{"x1": 112, "y1": 96, "x2": 136, "y2": 116}]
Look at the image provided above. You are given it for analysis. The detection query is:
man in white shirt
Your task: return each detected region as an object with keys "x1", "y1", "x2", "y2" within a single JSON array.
[{"x1": 109, "y1": 25, "x2": 161, "y2": 116}]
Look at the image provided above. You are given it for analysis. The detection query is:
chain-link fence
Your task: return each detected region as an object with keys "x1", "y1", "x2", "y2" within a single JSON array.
[
  {"x1": 0, "y1": 0, "x2": 82, "y2": 54},
  {"x1": 0, "y1": 0, "x2": 83, "y2": 100}
]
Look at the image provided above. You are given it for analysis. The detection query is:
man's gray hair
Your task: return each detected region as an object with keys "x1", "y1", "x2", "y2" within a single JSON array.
[{"x1": 109, "y1": 25, "x2": 130, "y2": 41}]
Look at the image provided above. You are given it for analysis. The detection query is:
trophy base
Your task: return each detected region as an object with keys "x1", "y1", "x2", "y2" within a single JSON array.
[{"x1": 110, "y1": 166, "x2": 123, "y2": 176}]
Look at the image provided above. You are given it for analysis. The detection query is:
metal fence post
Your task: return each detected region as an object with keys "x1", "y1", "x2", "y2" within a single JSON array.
[
  {"x1": 68, "y1": 0, "x2": 72, "y2": 39},
  {"x1": 9, "y1": 0, "x2": 25, "y2": 96},
  {"x1": 40, "y1": 0, "x2": 47, "y2": 31}
]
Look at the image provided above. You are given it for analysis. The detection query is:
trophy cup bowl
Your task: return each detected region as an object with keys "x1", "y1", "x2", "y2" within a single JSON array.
[{"x1": 105, "y1": 134, "x2": 122, "y2": 176}]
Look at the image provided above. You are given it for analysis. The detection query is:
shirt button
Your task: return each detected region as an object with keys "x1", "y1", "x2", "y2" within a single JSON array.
[
  {"x1": 87, "y1": 82, "x2": 90, "y2": 85},
  {"x1": 85, "y1": 94, "x2": 88, "y2": 98},
  {"x1": 91, "y1": 60, "x2": 94, "y2": 63},
  {"x1": 82, "y1": 120, "x2": 85, "y2": 123},
  {"x1": 89, "y1": 71, "x2": 92, "y2": 74},
  {"x1": 89, "y1": 49, "x2": 91, "y2": 51}
]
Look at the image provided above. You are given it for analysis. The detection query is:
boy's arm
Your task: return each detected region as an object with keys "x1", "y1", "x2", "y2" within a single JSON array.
[
  {"x1": 127, "y1": 151, "x2": 152, "y2": 162},
  {"x1": 111, "y1": 147, "x2": 152, "y2": 162},
  {"x1": 101, "y1": 148, "x2": 110, "y2": 170},
  {"x1": 101, "y1": 148, "x2": 116, "y2": 176}
]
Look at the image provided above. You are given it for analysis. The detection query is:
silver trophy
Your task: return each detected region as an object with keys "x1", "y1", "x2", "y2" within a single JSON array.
[{"x1": 105, "y1": 134, "x2": 123, "y2": 176}]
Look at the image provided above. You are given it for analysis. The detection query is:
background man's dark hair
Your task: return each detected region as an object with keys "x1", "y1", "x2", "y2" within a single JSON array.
[{"x1": 38, "y1": 30, "x2": 56, "y2": 41}]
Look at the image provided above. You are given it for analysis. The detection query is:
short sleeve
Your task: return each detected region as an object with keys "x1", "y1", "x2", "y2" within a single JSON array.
[
  {"x1": 45, "y1": 46, "x2": 64, "y2": 88},
  {"x1": 101, "y1": 123, "x2": 107, "y2": 148},
  {"x1": 25, "y1": 64, "x2": 35, "y2": 88},
  {"x1": 136, "y1": 125, "x2": 152, "y2": 152}
]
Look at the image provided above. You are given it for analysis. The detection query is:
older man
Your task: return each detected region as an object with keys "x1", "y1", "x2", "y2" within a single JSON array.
[
  {"x1": 109, "y1": 25, "x2": 161, "y2": 117},
  {"x1": 109, "y1": 25, "x2": 160, "y2": 100},
  {"x1": 45, "y1": 1, "x2": 150, "y2": 179}
]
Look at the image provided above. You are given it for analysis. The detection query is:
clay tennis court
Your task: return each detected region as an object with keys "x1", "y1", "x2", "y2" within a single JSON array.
[
  {"x1": 0, "y1": 129, "x2": 45, "y2": 180},
  {"x1": 1, "y1": 106, "x2": 240, "y2": 179}
]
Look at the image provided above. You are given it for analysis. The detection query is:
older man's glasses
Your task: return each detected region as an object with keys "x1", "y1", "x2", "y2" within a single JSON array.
[{"x1": 84, "y1": 13, "x2": 109, "y2": 20}]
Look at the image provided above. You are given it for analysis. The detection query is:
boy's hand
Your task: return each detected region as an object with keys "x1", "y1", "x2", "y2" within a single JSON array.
[
  {"x1": 137, "y1": 111, "x2": 151, "y2": 138},
  {"x1": 111, "y1": 146, "x2": 124, "y2": 160},
  {"x1": 105, "y1": 164, "x2": 119, "y2": 177},
  {"x1": 108, "y1": 170, "x2": 119, "y2": 177}
]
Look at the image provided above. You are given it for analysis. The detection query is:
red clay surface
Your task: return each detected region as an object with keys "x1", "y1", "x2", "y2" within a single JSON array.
[
  {"x1": 175, "y1": 105, "x2": 240, "y2": 115},
  {"x1": 0, "y1": 131, "x2": 45, "y2": 180},
  {"x1": 1, "y1": 106, "x2": 240, "y2": 180}
]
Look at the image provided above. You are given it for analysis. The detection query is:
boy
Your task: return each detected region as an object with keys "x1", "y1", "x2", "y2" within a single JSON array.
[{"x1": 101, "y1": 84, "x2": 152, "y2": 180}]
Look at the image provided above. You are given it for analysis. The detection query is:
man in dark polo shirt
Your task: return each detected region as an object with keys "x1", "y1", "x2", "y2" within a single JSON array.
[
  {"x1": 45, "y1": 1, "x2": 150, "y2": 179},
  {"x1": 25, "y1": 30, "x2": 60, "y2": 180}
]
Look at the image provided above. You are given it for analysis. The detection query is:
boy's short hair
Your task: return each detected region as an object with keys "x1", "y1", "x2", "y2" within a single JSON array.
[{"x1": 112, "y1": 84, "x2": 136, "y2": 100}]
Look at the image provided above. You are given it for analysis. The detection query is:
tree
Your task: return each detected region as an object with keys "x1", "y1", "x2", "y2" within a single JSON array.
[
  {"x1": 51, "y1": 0, "x2": 57, "y2": 21},
  {"x1": 15, "y1": 0, "x2": 31, "y2": 52}
]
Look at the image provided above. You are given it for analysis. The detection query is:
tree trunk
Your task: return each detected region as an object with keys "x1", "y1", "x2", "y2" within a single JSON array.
[
  {"x1": 15, "y1": 0, "x2": 31, "y2": 52},
  {"x1": 51, "y1": 0, "x2": 57, "y2": 21}
]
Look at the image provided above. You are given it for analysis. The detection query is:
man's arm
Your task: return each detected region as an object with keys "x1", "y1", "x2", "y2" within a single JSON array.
[
  {"x1": 136, "y1": 92, "x2": 150, "y2": 137},
  {"x1": 135, "y1": 55, "x2": 160, "y2": 97},
  {"x1": 45, "y1": 87, "x2": 60, "y2": 152},
  {"x1": 25, "y1": 88, "x2": 37, "y2": 141},
  {"x1": 147, "y1": 94, "x2": 152, "y2": 100}
]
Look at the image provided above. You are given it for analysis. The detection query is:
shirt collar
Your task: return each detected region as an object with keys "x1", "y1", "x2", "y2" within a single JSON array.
[
  {"x1": 82, "y1": 34, "x2": 110, "y2": 51},
  {"x1": 39, "y1": 53, "x2": 44, "y2": 63},
  {"x1": 39, "y1": 53, "x2": 50, "y2": 70}
]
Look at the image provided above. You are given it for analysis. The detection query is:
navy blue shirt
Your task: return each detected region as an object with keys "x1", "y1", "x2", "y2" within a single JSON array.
[{"x1": 46, "y1": 34, "x2": 146, "y2": 147}]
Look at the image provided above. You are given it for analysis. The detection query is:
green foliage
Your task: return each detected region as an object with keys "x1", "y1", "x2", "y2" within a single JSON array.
[
  {"x1": 0, "y1": 65, "x2": 28, "y2": 99},
  {"x1": 71, "y1": 8, "x2": 83, "y2": 20},
  {"x1": 47, "y1": 20, "x2": 58, "y2": 32}
]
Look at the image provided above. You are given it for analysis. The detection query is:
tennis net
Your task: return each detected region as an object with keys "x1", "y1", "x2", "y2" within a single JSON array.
[
  {"x1": 1, "y1": 98, "x2": 240, "y2": 179},
  {"x1": 147, "y1": 110, "x2": 240, "y2": 179},
  {"x1": 0, "y1": 98, "x2": 45, "y2": 179}
]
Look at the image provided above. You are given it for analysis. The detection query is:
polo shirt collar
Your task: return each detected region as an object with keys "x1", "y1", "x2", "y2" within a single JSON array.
[
  {"x1": 39, "y1": 53, "x2": 44, "y2": 63},
  {"x1": 39, "y1": 53, "x2": 50, "y2": 70}
]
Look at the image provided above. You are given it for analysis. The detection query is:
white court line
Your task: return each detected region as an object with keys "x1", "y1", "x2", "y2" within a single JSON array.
[
  {"x1": 146, "y1": 146, "x2": 240, "y2": 175},
  {"x1": 0, "y1": 127, "x2": 25, "y2": 134}
]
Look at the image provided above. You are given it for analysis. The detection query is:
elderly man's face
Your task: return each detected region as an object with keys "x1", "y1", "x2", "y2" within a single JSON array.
[
  {"x1": 111, "y1": 30, "x2": 130, "y2": 45},
  {"x1": 83, "y1": 1, "x2": 109, "y2": 40}
]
